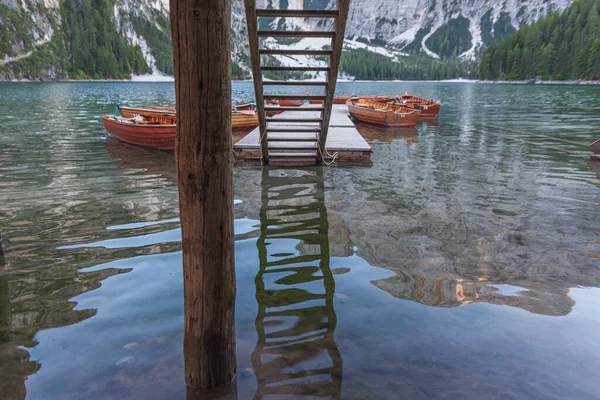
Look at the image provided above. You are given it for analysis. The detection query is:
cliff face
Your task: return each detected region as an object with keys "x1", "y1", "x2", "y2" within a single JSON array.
[{"x1": 0, "y1": 0, "x2": 572, "y2": 80}]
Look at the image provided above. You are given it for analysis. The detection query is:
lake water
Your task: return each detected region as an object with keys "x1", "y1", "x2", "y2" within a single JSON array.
[{"x1": 1, "y1": 81, "x2": 600, "y2": 400}]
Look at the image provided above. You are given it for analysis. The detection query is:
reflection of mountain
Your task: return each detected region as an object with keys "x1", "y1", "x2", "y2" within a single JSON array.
[
  {"x1": 323, "y1": 136, "x2": 600, "y2": 317},
  {"x1": 354, "y1": 122, "x2": 419, "y2": 144},
  {"x1": 252, "y1": 168, "x2": 342, "y2": 399}
]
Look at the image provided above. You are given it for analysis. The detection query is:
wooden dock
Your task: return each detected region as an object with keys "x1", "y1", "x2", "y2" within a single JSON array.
[{"x1": 234, "y1": 104, "x2": 372, "y2": 164}]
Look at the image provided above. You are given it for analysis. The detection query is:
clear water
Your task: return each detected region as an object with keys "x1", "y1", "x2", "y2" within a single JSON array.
[{"x1": 1, "y1": 82, "x2": 600, "y2": 399}]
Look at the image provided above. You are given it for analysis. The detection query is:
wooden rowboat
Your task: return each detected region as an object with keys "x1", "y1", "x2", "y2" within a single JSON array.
[
  {"x1": 102, "y1": 115, "x2": 176, "y2": 151},
  {"x1": 119, "y1": 105, "x2": 259, "y2": 130},
  {"x1": 278, "y1": 99, "x2": 304, "y2": 107},
  {"x1": 309, "y1": 95, "x2": 389, "y2": 104},
  {"x1": 232, "y1": 109, "x2": 259, "y2": 129},
  {"x1": 119, "y1": 106, "x2": 176, "y2": 119},
  {"x1": 399, "y1": 94, "x2": 441, "y2": 118},
  {"x1": 346, "y1": 99, "x2": 420, "y2": 128}
]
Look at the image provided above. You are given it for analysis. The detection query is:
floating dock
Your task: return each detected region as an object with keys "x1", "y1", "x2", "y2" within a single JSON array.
[{"x1": 233, "y1": 104, "x2": 372, "y2": 164}]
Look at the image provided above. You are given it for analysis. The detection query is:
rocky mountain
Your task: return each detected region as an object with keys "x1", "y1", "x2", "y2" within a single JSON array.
[{"x1": 0, "y1": 0, "x2": 573, "y2": 80}]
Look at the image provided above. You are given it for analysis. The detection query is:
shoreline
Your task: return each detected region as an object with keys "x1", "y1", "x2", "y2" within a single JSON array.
[{"x1": 2, "y1": 78, "x2": 599, "y2": 85}]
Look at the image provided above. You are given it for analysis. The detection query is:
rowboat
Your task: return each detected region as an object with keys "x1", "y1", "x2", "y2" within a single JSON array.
[
  {"x1": 346, "y1": 99, "x2": 420, "y2": 128},
  {"x1": 232, "y1": 109, "x2": 259, "y2": 130},
  {"x1": 119, "y1": 106, "x2": 176, "y2": 119},
  {"x1": 118, "y1": 105, "x2": 258, "y2": 130},
  {"x1": 278, "y1": 99, "x2": 304, "y2": 107},
  {"x1": 309, "y1": 95, "x2": 389, "y2": 104},
  {"x1": 102, "y1": 114, "x2": 176, "y2": 151},
  {"x1": 399, "y1": 94, "x2": 441, "y2": 118}
]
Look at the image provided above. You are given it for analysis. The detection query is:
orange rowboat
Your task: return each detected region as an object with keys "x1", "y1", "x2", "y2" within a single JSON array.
[
  {"x1": 277, "y1": 99, "x2": 304, "y2": 107},
  {"x1": 119, "y1": 106, "x2": 176, "y2": 119},
  {"x1": 102, "y1": 115, "x2": 176, "y2": 151},
  {"x1": 231, "y1": 109, "x2": 259, "y2": 129},
  {"x1": 346, "y1": 99, "x2": 420, "y2": 128},
  {"x1": 118, "y1": 105, "x2": 258, "y2": 130},
  {"x1": 309, "y1": 95, "x2": 390, "y2": 104},
  {"x1": 399, "y1": 95, "x2": 441, "y2": 118}
]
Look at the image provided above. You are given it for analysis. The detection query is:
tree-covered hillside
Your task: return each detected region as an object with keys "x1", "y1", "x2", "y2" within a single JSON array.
[
  {"x1": 479, "y1": 0, "x2": 600, "y2": 80},
  {"x1": 340, "y1": 49, "x2": 477, "y2": 80}
]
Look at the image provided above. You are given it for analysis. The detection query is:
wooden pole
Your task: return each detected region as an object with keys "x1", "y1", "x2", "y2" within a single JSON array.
[{"x1": 169, "y1": 0, "x2": 236, "y2": 389}]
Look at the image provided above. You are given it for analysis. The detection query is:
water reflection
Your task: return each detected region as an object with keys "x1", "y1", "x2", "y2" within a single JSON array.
[
  {"x1": 252, "y1": 167, "x2": 342, "y2": 399},
  {"x1": 354, "y1": 121, "x2": 419, "y2": 144}
]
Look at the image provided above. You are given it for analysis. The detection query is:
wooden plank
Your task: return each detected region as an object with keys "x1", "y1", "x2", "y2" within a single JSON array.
[
  {"x1": 244, "y1": 0, "x2": 268, "y2": 162},
  {"x1": 267, "y1": 127, "x2": 321, "y2": 133},
  {"x1": 267, "y1": 118, "x2": 323, "y2": 123},
  {"x1": 258, "y1": 30, "x2": 336, "y2": 38},
  {"x1": 259, "y1": 49, "x2": 332, "y2": 56},
  {"x1": 170, "y1": 0, "x2": 236, "y2": 389},
  {"x1": 256, "y1": 9, "x2": 339, "y2": 18},
  {"x1": 319, "y1": 0, "x2": 350, "y2": 161}
]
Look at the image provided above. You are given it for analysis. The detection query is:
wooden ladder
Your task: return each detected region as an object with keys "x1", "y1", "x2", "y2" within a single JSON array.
[{"x1": 244, "y1": 0, "x2": 350, "y2": 166}]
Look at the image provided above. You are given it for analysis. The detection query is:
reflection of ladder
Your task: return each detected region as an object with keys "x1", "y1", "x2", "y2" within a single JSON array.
[
  {"x1": 244, "y1": 0, "x2": 350, "y2": 166},
  {"x1": 252, "y1": 167, "x2": 342, "y2": 399}
]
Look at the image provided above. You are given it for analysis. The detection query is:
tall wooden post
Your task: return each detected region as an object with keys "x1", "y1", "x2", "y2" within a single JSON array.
[{"x1": 169, "y1": 0, "x2": 237, "y2": 389}]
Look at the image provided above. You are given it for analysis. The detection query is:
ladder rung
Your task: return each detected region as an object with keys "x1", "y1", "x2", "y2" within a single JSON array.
[
  {"x1": 258, "y1": 31, "x2": 336, "y2": 38},
  {"x1": 266, "y1": 128, "x2": 321, "y2": 133},
  {"x1": 269, "y1": 152, "x2": 318, "y2": 157},
  {"x1": 256, "y1": 9, "x2": 339, "y2": 18},
  {"x1": 265, "y1": 106, "x2": 324, "y2": 112},
  {"x1": 267, "y1": 137, "x2": 318, "y2": 142},
  {"x1": 269, "y1": 145, "x2": 318, "y2": 151},
  {"x1": 264, "y1": 95, "x2": 325, "y2": 101},
  {"x1": 259, "y1": 49, "x2": 332, "y2": 56},
  {"x1": 267, "y1": 118, "x2": 323, "y2": 123},
  {"x1": 263, "y1": 81, "x2": 328, "y2": 86},
  {"x1": 261, "y1": 66, "x2": 330, "y2": 72}
]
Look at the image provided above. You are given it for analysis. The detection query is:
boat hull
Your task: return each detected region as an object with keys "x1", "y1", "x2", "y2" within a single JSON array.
[
  {"x1": 232, "y1": 112, "x2": 259, "y2": 130},
  {"x1": 346, "y1": 100, "x2": 420, "y2": 128},
  {"x1": 102, "y1": 116, "x2": 176, "y2": 151},
  {"x1": 278, "y1": 99, "x2": 304, "y2": 107}
]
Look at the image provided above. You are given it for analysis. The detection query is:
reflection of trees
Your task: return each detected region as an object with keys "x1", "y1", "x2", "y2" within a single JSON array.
[{"x1": 252, "y1": 167, "x2": 342, "y2": 399}]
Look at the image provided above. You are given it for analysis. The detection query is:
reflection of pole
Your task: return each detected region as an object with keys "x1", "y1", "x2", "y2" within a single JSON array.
[{"x1": 253, "y1": 167, "x2": 342, "y2": 399}]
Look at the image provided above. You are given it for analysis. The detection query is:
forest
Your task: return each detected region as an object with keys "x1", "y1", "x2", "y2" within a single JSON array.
[
  {"x1": 339, "y1": 49, "x2": 478, "y2": 80},
  {"x1": 479, "y1": 0, "x2": 600, "y2": 80}
]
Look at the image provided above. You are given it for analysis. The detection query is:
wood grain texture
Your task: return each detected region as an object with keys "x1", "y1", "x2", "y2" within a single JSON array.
[
  {"x1": 169, "y1": 0, "x2": 236, "y2": 389},
  {"x1": 319, "y1": 0, "x2": 350, "y2": 161},
  {"x1": 244, "y1": 0, "x2": 269, "y2": 162}
]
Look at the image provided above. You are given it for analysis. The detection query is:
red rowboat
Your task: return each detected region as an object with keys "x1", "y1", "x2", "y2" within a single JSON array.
[
  {"x1": 399, "y1": 94, "x2": 441, "y2": 118},
  {"x1": 102, "y1": 115, "x2": 176, "y2": 151},
  {"x1": 346, "y1": 99, "x2": 420, "y2": 128}
]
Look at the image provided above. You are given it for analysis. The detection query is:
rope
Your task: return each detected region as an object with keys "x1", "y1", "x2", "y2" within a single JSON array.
[{"x1": 316, "y1": 127, "x2": 338, "y2": 167}]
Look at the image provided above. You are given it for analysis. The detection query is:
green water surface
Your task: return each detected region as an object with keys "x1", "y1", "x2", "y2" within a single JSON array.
[{"x1": 1, "y1": 82, "x2": 600, "y2": 399}]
